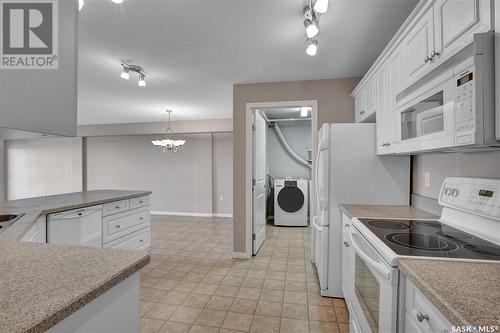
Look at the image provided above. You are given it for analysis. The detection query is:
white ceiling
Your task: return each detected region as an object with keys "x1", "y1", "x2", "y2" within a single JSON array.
[{"x1": 78, "y1": 0, "x2": 418, "y2": 125}]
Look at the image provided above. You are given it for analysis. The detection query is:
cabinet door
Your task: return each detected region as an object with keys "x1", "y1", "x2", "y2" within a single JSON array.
[
  {"x1": 354, "y1": 89, "x2": 366, "y2": 122},
  {"x1": 376, "y1": 66, "x2": 388, "y2": 154},
  {"x1": 404, "y1": 7, "x2": 434, "y2": 86},
  {"x1": 365, "y1": 78, "x2": 377, "y2": 115},
  {"x1": 434, "y1": 0, "x2": 491, "y2": 60},
  {"x1": 387, "y1": 46, "x2": 404, "y2": 148}
]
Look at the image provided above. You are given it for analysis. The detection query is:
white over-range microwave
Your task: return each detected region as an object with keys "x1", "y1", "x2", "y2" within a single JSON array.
[{"x1": 394, "y1": 32, "x2": 498, "y2": 154}]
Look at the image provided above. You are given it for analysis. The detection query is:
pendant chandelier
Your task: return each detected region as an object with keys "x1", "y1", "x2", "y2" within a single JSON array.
[{"x1": 151, "y1": 110, "x2": 186, "y2": 153}]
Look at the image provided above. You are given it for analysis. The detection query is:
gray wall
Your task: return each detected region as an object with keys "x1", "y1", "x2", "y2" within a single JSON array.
[
  {"x1": 412, "y1": 151, "x2": 500, "y2": 199},
  {"x1": 267, "y1": 122, "x2": 311, "y2": 180},
  {"x1": 212, "y1": 133, "x2": 233, "y2": 215},
  {"x1": 233, "y1": 78, "x2": 361, "y2": 254},
  {"x1": 86, "y1": 134, "x2": 214, "y2": 214},
  {"x1": 0, "y1": 0, "x2": 78, "y2": 136},
  {"x1": 3, "y1": 132, "x2": 233, "y2": 215},
  {"x1": 5, "y1": 138, "x2": 83, "y2": 200}
]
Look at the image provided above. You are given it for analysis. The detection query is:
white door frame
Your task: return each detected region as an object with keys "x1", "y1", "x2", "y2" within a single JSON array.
[{"x1": 244, "y1": 100, "x2": 318, "y2": 258}]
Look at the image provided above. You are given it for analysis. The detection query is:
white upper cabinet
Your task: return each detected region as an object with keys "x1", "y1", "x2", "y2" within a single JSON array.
[
  {"x1": 434, "y1": 0, "x2": 491, "y2": 62},
  {"x1": 403, "y1": 6, "x2": 435, "y2": 86},
  {"x1": 354, "y1": 78, "x2": 376, "y2": 123}
]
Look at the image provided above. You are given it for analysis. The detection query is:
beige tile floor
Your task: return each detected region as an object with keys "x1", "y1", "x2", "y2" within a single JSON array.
[{"x1": 140, "y1": 215, "x2": 349, "y2": 333}]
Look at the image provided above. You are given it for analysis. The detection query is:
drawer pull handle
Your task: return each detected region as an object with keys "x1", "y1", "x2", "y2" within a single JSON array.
[
  {"x1": 344, "y1": 223, "x2": 349, "y2": 227},
  {"x1": 416, "y1": 311, "x2": 429, "y2": 322},
  {"x1": 115, "y1": 206, "x2": 120, "y2": 209},
  {"x1": 139, "y1": 201, "x2": 143, "y2": 203},
  {"x1": 139, "y1": 217, "x2": 144, "y2": 220},
  {"x1": 343, "y1": 241, "x2": 349, "y2": 247},
  {"x1": 115, "y1": 225, "x2": 121, "y2": 228},
  {"x1": 139, "y1": 239, "x2": 144, "y2": 242}
]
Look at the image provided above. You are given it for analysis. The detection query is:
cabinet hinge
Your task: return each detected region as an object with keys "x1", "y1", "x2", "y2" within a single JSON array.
[{"x1": 252, "y1": 234, "x2": 256, "y2": 240}]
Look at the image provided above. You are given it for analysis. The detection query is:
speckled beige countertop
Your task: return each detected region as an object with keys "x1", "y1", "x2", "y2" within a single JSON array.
[
  {"x1": 0, "y1": 190, "x2": 152, "y2": 333},
  {"x1": 341, "y1": 204, "x2": 500, "y2": 327},
  {"x1": 399, "y1": 259, "x2": 500, "y2": 326},
  {"x1": 341, "y1": 204, "x2": 438, "y2": 220}
]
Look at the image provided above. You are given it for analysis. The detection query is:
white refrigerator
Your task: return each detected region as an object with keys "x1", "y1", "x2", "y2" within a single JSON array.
[{"x1": 311, "y1": 123, "x2": 410, "y2": 297}]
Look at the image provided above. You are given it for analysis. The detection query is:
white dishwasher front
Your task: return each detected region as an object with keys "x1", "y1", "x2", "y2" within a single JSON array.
[{"x1": 47, "y1": 205, "x2": 103, "y2": 247}]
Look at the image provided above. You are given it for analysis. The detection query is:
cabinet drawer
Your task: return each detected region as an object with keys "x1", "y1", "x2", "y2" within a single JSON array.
[
  {"x1": 405, "y1": 279, "x2": 452, "y2": 333},
  {"x1": 103, "y1": 200, "x2": 129, "y2": 216},
  {"x1": 103, "y1": 227, "x2": 150, "y2": 250},
  {"x1": 129, "y1": 196, "x2": 149, "y2": 209},
  {"x1": 103, "y1": 208, "x2": 149, "y2": 243}
]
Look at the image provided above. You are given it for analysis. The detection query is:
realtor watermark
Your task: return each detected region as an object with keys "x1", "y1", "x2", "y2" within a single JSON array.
[
  {"x1": 0, "y1": 0, "x2": 58, "y2": 69},
  {"x1": 452, "y1": 324, "x2": 499, "y2": 333}
]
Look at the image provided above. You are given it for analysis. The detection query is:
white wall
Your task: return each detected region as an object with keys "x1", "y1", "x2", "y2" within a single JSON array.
[
  {"x1": 267, "y1": 121, "x2": 311, "y2": 180},
  {"x1": 213, "y1": 133, "x2": 233, "y2": 215},
  {"x1": 5, "y1": 138, "x2": 83, "y2": 200}
]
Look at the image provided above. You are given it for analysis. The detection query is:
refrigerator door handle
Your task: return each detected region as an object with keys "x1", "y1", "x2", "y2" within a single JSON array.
[{"x1": 311, "y1": 216, "x2": 322, "y2": 231}]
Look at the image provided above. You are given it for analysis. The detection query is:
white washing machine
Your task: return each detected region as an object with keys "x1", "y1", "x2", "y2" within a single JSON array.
[{"x1": 274, "y1": 179, "x2": 308, "y2": 227}]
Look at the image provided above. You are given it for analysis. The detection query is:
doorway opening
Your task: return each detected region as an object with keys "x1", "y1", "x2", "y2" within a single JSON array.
[{"x1": 247, "y1": 101, "x2": 317, "y2": 255}]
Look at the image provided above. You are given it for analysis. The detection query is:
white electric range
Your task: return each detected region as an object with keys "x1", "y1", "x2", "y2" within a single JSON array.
[{"x1": 344, "y1": 177, "x2": 500, "y2": 333}]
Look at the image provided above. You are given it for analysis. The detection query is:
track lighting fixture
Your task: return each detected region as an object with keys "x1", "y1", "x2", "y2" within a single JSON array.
[
  {"x1": 120, "y1": 65, "x2": 130, "y2": 80},
  {"x1": 306, "y1": 40, "x2": 318, "y2": 56},
  {"x1": 302, "y1": 0, "x2": 328, "y2": 56},
  {"x1": 304, "y1": 19, "x2": 319, "y2": 39},
  {"x1": 120, "y1": 61, "x2": 147, "y2": 87},
  {"x1": 112, "y1": 0, "x2": 123, "y2": 3}
]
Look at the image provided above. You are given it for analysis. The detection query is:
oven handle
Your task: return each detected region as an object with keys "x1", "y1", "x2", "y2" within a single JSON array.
[{"x1": 349, "y1": 228, "x2": 391, "y2": 280}]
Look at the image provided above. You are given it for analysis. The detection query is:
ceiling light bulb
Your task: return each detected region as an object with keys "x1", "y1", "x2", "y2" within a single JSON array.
[
  {"x1": 78, "y1": 0, "x2": 84, "y2": 11},
  {"x1": 112, "y1": 0, "x2": 123, "y2": 3},
  {"x1": 306, "y1": 40, "x2": 318, "y2": 56},
  {"x1": 138, "y1": 74, "x2": 147, "y2": 87},
  {"x1": 314, "y1": 0, "x2": 329, "y2": 14},
  {"x1": 304, "y1": 19, "x2": 319, "y2": 38},
  {"x1": 120, "y1": 66, "x2": 129, "y2": 80},
  {"x1": 300, "y1": 107, "x2": 310, "y2": 117}
]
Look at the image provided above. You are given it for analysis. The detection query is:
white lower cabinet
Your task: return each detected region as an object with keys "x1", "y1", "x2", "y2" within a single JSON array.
[
  {"x1": 102, "y1": 196, "x2": 151, "y2": 250},
  {"x1": 23, "y1": 195, "x2": 151, "y2": 251},
  {"x1": 104, "y1": 227, "x2": 150, "y2": 250},
  {"x1": 403, "y1": 276, "x2": 452, "y2": 333}
]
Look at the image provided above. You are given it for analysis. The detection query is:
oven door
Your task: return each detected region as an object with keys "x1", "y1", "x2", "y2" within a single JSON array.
[
  {"x1": 349, "y1": 226, "x2": 399, "y2": 333},
  {"x1": 395, "y1": 69, "x2": 456, "y2": 154}
]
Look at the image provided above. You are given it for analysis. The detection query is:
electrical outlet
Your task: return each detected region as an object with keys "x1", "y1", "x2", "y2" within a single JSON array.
[
  {"x1": 424, "y1": 172, "x2": 431, "y2": 188},
  {"x1": 220, "y1": 194, "x2": 224, "y2": 201}
]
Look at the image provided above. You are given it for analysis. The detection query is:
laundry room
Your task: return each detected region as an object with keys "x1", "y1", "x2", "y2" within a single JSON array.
[{"x1": 252, "y1": 105, "x2": 313, "y2": 230}]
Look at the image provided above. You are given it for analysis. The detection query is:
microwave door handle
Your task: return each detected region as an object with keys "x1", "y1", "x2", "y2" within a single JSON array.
[{"x1": 349, "y1": 229, "x2": 391, "y2": 280}]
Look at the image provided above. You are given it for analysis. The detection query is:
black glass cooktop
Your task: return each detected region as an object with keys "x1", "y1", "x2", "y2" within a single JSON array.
[{"x1": 358, "y1": 218, "x2": 500, "y2": 261}]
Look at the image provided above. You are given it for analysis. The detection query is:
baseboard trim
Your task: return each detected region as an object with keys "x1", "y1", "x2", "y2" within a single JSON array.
[
  {"x1": 232, "y1": 251, "x2": 251, "y2": 259},
  {"x1": 213, "y1": 213, "x2": 233, "y2": 218},
  {"x1": 151, "y1": 211, "x2": 233, "y2": 218}
]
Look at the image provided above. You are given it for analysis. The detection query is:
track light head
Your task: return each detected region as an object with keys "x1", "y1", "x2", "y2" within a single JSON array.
[
  {"x1": 306, "y1": 40, "x2": 318, "y2": 56},
  {"x1": 314, "y1": 0, "x2": 329, "y2": 14},
  {"x1": 120, "y1": 65, "x2": 130, "y2": 80},
  {"x1": 304, "y1": 19, "x2": 319, "y2": 39},
  {"x1": 138, "y1": 74, "x2": 147, "y2": 87},
  {"x1": 112, "y1": 0, "x2": 123, "y2": 3}
]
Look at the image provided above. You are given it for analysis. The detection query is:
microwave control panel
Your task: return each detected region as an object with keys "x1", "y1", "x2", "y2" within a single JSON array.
[
  {"x1": 440, "y1": 177, "x2": 500, "y2": 220},
  {"x1": 455, "y1": 70, "x2": 475, "y2": 134}
]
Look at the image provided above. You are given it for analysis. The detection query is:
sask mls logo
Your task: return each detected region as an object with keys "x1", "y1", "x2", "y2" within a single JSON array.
[{"x1": 0, "y1": 0, "x2": 58, "y2": 69}]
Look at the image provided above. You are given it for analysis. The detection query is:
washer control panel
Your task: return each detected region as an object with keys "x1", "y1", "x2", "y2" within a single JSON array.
[{"x1": 439, "y1": 177, "x2": 500, "y2": 220}]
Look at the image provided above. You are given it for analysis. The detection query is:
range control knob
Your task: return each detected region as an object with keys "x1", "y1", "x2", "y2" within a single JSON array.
[{"x1": 452, "y1": 189, "x2": 459, "y2": 197}]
